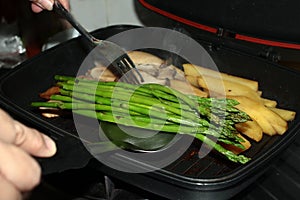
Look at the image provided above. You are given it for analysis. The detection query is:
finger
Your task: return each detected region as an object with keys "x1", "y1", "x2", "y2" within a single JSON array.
[
  {"x1": 30, "y1": 0, "x2": 53, "y2": 11},
  {"x1": 13, "y1": 121, "x2": 57, "y2": 157},
  {"x1": 31, "y1": 3, "x2": 43, "y2": 13},
  {"x1": 0, "y1": 109, "x2": 20, "y2": 142},
  {"x1": 31, "y1": 0, "x2": 70, "y2": 13},
  {"x1": 0, "y1": 141, "x2": 41, "y2": 191},
  {"x1": 0, "y1": 174, "x2": 21, "y2": 200},
  {"x1": 0, "y1": 109, "x2": 56, "y2": 157}
]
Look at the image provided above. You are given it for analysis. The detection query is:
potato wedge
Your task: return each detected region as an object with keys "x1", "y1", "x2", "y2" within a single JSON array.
[
  {"x1": 229, "y1": 96, "x2": 277, "y2": 135},
  {"x1": 230, "y1": 96, "x2": 288, "y2": 135},
  {"x1": 185, "y1": 75, "x2": 200, "y2": 87},
  {"x1": 221, "y1": 134, "x2": 251, "y2": 155},
  {"x1": 235, "y1": 121, "x2": 263, "y2": 142},
  {"x1": 197, "y1": 76, "x2": 262, "y2": 102},
  {"x1": 191, "y1": 86, "x2": 208, "y2": 97},
  {"x1": 261, "y1": 98, "x2": 277, "y2": 107},
  {"x1": 258, "y1": 107, "x2": 288, "y2": 135},
  {"x1": 264, "y1": 108, "x2": 288, "y2": 135},
  {"x1": 183, "y1": 63, "x2": 259, "y2": 91},
  {"x1": 257, "y1": 91, "x2": 262, "y2": 96},
  {"x1": 197, "y1": 76, "x2": 279, "y2": 108},
  {"x1": 268, "y1": 107, "x2": 296, "y2": 121}
]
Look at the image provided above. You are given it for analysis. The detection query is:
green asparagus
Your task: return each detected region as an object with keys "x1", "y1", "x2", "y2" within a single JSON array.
[{"x1": 31, "y1": 75, "x2": 252, "y2": 164}]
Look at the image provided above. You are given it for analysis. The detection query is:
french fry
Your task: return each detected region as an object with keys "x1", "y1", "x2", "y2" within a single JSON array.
[
  {"x1": 268, "y1": 107, "x2": 296, "y2": 121},
  {"x1": 235, "y1": 121, "x2": 263, "y2": 142},
  {"x1": 183, "y1": 63, "x2": 259, "y2": 91}
]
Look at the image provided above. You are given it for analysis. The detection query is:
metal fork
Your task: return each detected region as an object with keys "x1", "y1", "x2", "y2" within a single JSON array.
[{"x1": 53, "y1": 1, "x2": 143, "y2": 84}]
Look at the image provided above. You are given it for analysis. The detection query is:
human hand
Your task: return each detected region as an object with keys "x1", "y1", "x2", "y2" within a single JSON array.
[
  {"x1": 30, "y1": 0, "x2": 70, "y2": 13},
  {"x1": 0, "y1": 109, "x2": 57, "y2": 200}
]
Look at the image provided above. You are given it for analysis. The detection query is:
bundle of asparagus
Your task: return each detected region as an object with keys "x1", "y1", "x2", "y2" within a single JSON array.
[{"x1": 31, "y1": 75, "x2": 252, "y2": 164}]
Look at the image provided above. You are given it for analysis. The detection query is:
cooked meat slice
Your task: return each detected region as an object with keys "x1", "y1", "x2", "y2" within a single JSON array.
[
  {"x1": 136, "y1": 64, "x2": 160, "y2": 77},
  {"x1": 99, "y1": 76, "x2": 117, "y2": 82},
  {"x1": 90, "y1": 66, "x2": 116, "y2": 80},
  {"x1": 128, "y1": 51, "x2": 164, "y2": 66},
  {"x1": 169, "y1": 79, "x2": 208, "y2": 97},
  {"x1": 39, "y1": 86, "x2": 60, "y2": 99},
  {"x1": 139, "y1": 71, "x2": 167, "y2": 85},
  {"x1": 156, "y1": 65, "x2": 176, "y2": 80}
]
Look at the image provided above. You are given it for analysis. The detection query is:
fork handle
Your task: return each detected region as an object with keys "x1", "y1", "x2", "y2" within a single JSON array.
[{"x1": 53, "y1": 0, "x2": 99, "y2": 46}]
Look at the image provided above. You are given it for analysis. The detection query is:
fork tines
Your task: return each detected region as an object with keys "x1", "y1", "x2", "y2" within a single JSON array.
[{"x1": 111, "y1": 55, "x2": 144, "y2": 85}]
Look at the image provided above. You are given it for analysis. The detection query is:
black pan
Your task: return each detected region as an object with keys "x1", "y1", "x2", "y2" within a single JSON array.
[{"x1": 0, "y1": 25, "x2": 299, "y2": 200}]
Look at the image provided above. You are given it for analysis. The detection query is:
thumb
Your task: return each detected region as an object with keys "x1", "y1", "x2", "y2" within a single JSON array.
[
  {"x1": 13, "y1": 121, "x2": 57, "y2": 157},
  {"x1": 0, "y1": 109, "x2": 56, "y2": 157}
]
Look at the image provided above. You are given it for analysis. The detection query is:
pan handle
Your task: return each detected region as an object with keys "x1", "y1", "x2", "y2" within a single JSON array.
[{"x1": 53, "y1": 0, "x2": 98, "y2": 46}]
